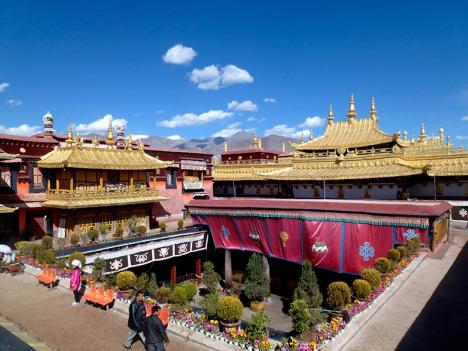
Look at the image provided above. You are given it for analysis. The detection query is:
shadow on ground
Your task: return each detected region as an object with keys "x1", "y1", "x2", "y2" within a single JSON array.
[{"x1": 396, "y1": 240, "x2": 468, "y2": 350}]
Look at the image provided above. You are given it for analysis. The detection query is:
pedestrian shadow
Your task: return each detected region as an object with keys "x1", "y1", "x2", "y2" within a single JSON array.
[{"x1": 395, "y1": 241, "x2": 468, "y2": 350}]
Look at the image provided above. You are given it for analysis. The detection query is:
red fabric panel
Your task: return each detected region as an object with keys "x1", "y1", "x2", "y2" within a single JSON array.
[
  {"x1": 234, "y1": 216, "x2": 270, "y2": 254},
  {"x1": 303, "y1": 221, "x2": 341, "y2": 272},
  {"x1": 395, "y1": 227, "x2": 427, "y2": 244},
  {"x1": 266, "y1": 218, "x2": 302, "y2": 263},
  {"x1": 343, "y1": 224, "x2": 393, "y2": 274},
  {"x1": 204, "y1": 216, "x2": 242, "y2": 250}
]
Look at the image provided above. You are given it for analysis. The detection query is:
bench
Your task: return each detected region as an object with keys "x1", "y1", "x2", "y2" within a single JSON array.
[{"x1": 4, "y1": 262, "x2": 24, "y2": 276}]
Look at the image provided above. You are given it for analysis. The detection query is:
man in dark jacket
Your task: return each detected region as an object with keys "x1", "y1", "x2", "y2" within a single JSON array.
[
  {"x1": 143, "y1": 305, "x2": 169, "y2": 351},
  {"x1": 123, "y1": 291, "x2": 147, "y2": 349}
]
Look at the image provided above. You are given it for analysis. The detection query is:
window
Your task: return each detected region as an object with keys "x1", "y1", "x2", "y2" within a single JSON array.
[
  {"x1": 78, "y1": 217, "x2": 96, "y2": 234},
  {"x1": 166, "y1": 169, "x2": 177, "y2": 189},
  {"x1": 33, "y1": 167, "x2": 43, "y2": 188},
  {"x1": 0, "y1": 167, "x2": 11, "y2": 187},
  {"x1": 29, "y1": 162, "x2": 46, "y2": 192},
  {"x1": 99, "y1": 216, "x2": 113, "y2": 232}
]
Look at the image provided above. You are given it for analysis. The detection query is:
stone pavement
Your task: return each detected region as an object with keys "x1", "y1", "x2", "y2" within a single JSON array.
[
  {"x1": 325, "y1": 222, "x2": 468, "y2": 351},
  {"x1": 0, "y1": 314, "x2": 52, "y2": 351}
]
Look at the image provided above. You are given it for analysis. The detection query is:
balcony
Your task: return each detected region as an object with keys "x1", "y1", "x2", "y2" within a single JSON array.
[{"x1": 43, "y1": 186, "x2": 167, "y2": 209}]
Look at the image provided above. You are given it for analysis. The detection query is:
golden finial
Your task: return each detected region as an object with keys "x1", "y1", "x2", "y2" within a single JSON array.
[
  {"x1": 370, "y1": 97, "x2": 377, "y2": 120},
  {"x1": 258, "y1": 137, "x2": 262, "y2": 149},
  {"x1": 419, "y1": 123, "x2": 426, "y2": 143},
  {"x1": 106, "y1": 122, "x2": 114, "y2": 148},
  {"x1": 300, "y1": 131, "x2": 304, "y2": 144},
  {"x1": 137, "y1": 139, "x2": 145, "y2": 151},
  {"x1": 251, "y1": 132, "x2": 260, "y2": 148},
  {"x1": 403, "y1": 131, "x2": 408, "y2": 141},
  {"x1": 92, "y1": 136, "x2": 99, "y2": 147},
  {"x1": 66, "y1": 124, "x2": 74, "y2": 145},
  {"x1": 224, "y1": 141, "x2": 228, "y2": 152},
  {"x1": 447, "y1": 135, "x2": 451, "y2": 147},
  {"x1": 431, "y1": 132, "x2": 435, "y2": 140},
  {"x1": 309, "y1": 129, "x2": 314, "y2": 141},
  {"x1": 327, "y1": 104, "x2": 334, "y2": 125},
  {"x1": 439, "y1": 128, "x2": 444, "y2": 143},
  {"x1": 347, "y1": 94, "x2": 357, "y2": 120},
  {"x1": 125, "y1": 134, "x2": 133, "y2": 150},
  {"x1": 411, "y1": 134, "x2": 415, "y2": 143},
  {"x1": 281, "y1": 142, "x2": 286, "y2": 153}
]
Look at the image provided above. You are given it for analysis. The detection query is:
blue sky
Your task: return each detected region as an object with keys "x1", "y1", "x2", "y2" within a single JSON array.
[{"x1": 1, "y1": 0, "x2": 467, "y2": 145}]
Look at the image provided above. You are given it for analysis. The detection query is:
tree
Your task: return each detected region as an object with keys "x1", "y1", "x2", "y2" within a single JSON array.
[
  {"x1": 244, "y1": 253, "x2": 270, "y2": 302},
  {"x1": 293, "y1": 261, "x2": 323, "y2": 308},
  {"x1": 147, "y1": 273, "x2": 158, "y2": 296},
  {"x1": 202, "y1": 261, "x2": 221, "y2": 294}
]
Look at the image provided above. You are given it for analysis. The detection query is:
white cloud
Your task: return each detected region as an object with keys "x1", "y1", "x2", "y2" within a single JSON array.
[
  {"x1": 158, "y1": 110, "x2": 233, "y2": 128},
  {"x1": 131, "y1": 134, "x2": 149, "y2": 140},
  {"x1": 167, "y1": 134, "x2": 183, "y2": 140},
  {"x1": 0, "y1": 123, "x2": 40, "y2": 135},
  {"x1": 462, "y1": 116, "x2": 468, "y2": 121},
  {"x1": 264, "y1": 97, "x2": 276, "y2": 103},
  {"x1": 162, "y1": 44, "x2": 197, "y2": 65},
  {"x1": 0, "y1": 82, "x2": 10, "y2": 92},
  {"x1": 246, "y1": 116, "x2": 265, "y2": 123},
  {"x1": 6, "y1": 99, "x2": 23, "y2": 108},
  {"x1": 298, "y1": 116, "x2": 325, "y2": 128},
  {"x1": 212, "y1": 123, "x2": 243, "y2": 138},
  {"x1": 74, "y1": 114, "x2": 127, "y2": 135},
  {"x1": 456, "y1": 135, "x2": 468, "y2": 140},
  {"x1": 228, "y1": 100, "x2": 258, "y2": 112},
  {"x1": 264, "y1": 124, "x2": 311, "y2": 139},
  {"x1": 189, "y1": 64, "x2": 253, "y2": 90}
]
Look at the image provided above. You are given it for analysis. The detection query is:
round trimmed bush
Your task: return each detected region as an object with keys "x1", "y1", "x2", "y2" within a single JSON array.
[
  {"x1": 396, "y1": 246, "x2": 407, "y2": 258},
  {"x1": 177, "y1": 219, "x2": 184, "y2": 229},
  {"x1": 327, "y1": 281, "x2": 351, "y2": 310},
  {"x1": 360, "y1": 268, "x2": 381, "y2": 290},
  {"x1": 40, "y1": 249, "x2": 56, "y2": 265},
  {"x1": 289, "y1": 299, "x2": 311, "y2": 335},
  {"x1": 183, "y1": 282, "x2": 198, "y2": 301},
  {"x1": 170, "y1": 286, "x2": 188, "y2": 305},
  {"x1": 374, "y1": 257, "x2": 392, "y2": 274},
  {"x1": 70, "y1": 233, "x2": 80, "y2": 246},
  {"x1": 387, "y1": 249, "x2": 401, "y2": 262},
  {"x1": 41, "y1": 235, "x2": 53, "y2": 249},
  {"x1": 155, "y1": 286, "x2": 171, "y2": 304},
  {"x1": 116, "y1": 271, "x2": 137, "y2": 290},
  {"x1": 407, "y1": 237, "x2": 421, "y2": 254},
  {"x1": 68, "y1": 251, "x2": 86, "y2": 268},
  {"x1": 137, "y1": 225, "x2": 147, "y2": 236},
  {"x1": 15, "y1": 241, "x2": 32, "y2": 255},
  {"x1": 216, "y1": 296, "x2": 244, "y2": 323},
  {"x1": 87, "y1": 228, "x2": 98, "y2": 242},
  {"x1": 352, "y1": 279, "x2": 372, "y2": 300}
]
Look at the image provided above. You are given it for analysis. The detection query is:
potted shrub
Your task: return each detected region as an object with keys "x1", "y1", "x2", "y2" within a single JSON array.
[
  {"x1": 183, "y1": 282, "x2": 198, "y2": 301},
  {"x1": 407, "y1": 237, "x2": 421, "y2": 255},
  {"x1": 244, "y1": 254, "x2": 270, "y2": 311},
  {"x1": 374, "y1": 257, "x2": 392, "y2": 274},
  {"x1": 91, "y1": 257, "x2": 107, "y2": 283},
  {"x1": 177, "y1": 219, "x2": 184, "y2": 230},
  {"x1": 114, "y1": 225, "x2": 124, "y2": 240},
  {"x1": 159, "y1": 222, "x2": 166, "y2": 232},
  {"x1": 70, "y1": 233, "x2": 80, "y2": 247},
  {"x1": 201, "y1": 292, "x2": 219, "y2": 319},
  {"x1": 246, "y1": 311, "x2": 270, "y2": 342},
  {"x1": 87, "y1": 228, "x2": 98, "y2": 244},
  {"x1": 40, "y1": 235, "x2": 53, "y2": 250},
  {"x1": 293, "y1": 261, "x2": 323, "y2": 309},
  {"x1": 135, "y1": 272, "x2": 149, "y2": 293},
  {"x1": 289, "y1": 299, "x2": 311, "y2": 336},
  {"x1": 170, "y1": 286, "x2": 188, "y2": 310},
  {"x1": 137, "y1": 225, "x2": 147, "y2": 237},
  {"x1": 216, "y1": 296, "x2": 243, "y2": 332},
  {"x1": 99, "y1": 224, "x2": 108, "y2": 241},
  {"x1": 396, "y1": 245, "x2": 407, "y2": 258},
  {"x1": 155, "y1": 286, "x2": 171, "y2": 305},
  {"x1": 40, "y1": 249, "x2": 56, "y2": 265},
  {"x1": 360, "y1": 268, "x2": 381, "y2": 290},
  {"x1": 327, "y1": 281, "x2": 351, "y2": 315},
  {"x1": 68, "y1": 251, "x2": 86, "y2": 268},
  {"x1": 14, "y1": 241, "x2": 31, "y2": 259},
  {"x1": 387, "y1": 248, "x2": 401, "y2": 264},
  {"x1": 202, "y1": 261, "x2": 221, "y2": 294},
  {"x1": 352, "y1": 279, "x2": 372, "y2": 300},
  {"x1": 116, "y1": 271, "x2": 137, "y2": 300}
]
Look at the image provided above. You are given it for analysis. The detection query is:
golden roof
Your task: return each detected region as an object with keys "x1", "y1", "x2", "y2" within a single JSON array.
[
  {"x1": 0, "y1": 149, "x2": 16, "y2": 160},
  {"x1": 0, "y1": 205, "x2": 16, "y2": 214},
  {"x1": 38, "y1": 146, "x2": 170, "y2": 170},
  {"x1": 293, "y1": 117, "x2": 395, "y2": 151}
]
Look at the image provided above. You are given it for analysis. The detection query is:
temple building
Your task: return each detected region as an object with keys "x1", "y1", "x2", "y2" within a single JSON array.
[{"x1": 213, "y1": 96, "x2": 468, "y2": 220}]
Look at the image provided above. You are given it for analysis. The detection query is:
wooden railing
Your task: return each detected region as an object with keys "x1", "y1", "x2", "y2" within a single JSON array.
[{"x1": 46, "y1": 186, "x2": 160, "y2": 201}]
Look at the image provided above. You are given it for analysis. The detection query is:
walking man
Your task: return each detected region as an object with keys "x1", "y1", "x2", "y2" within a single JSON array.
[
  {"x1": 143, "y1": 305, "x2": 169, "y2": 351},
  {"x1": 123, "y1": 291, "x2": 146, "y2": 349}
]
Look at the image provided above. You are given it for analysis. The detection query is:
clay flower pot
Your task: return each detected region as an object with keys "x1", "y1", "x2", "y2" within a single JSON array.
[{"x1": 250, "y1": 300, "x2": 265, "y2": 312}]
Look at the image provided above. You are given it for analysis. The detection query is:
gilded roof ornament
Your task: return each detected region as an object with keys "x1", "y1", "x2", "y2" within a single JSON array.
[
  {"x1": 281, "y1": 142, "x2": 286, "y2": 153},
  {"x1": 370, "y1": 97, "x2": 377, "y2": 120},
  {"x1": 403, "y1": 131, "x2": 408, "y2": 141},
  {"x1": 66, "y1": 124, "x2": 74, "y2": 146},
  {"x1": 419, "y1": 123, "x2": 426, "y2": 143},
  {"x1": 346, "y1": 94, "x2": 357, "y2": 120},
  {"x1": 92, "y1": 137, "x2": 99, "y2": 147},
  {"x1": 251, "y1": 132, "x2": 261, "y2": 148},
  {"x1": 224, "y1": 141, "x2": 228, "y2": 152},
  {"x1": 327, "y1": 104, "x2": 334, "y2": 125},
  {"x1": 300, "y1": 131, "x2": 304, "y2": 144},
  {"x1": 137, "y1": 139, "x2": 145, "y2": 151},
  {"x1": 439, "y1": 128, "x2": 444, "y2": 143},
  {"x1": 125, "y1": 134, "x2": 133, "y2": 150},
  {"x1": 106, "y1": 122, "x2": 114, "y2": 148},
  {"x1": 309, "y1": 129, "x2": 314, "y2": 141}
]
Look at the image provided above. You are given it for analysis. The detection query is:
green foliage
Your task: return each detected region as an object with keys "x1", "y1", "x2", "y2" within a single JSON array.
[
  {"x1": 201, "y1": 293, "x2": 219, "y2": 319},
  {"x1": 15, "y1": 241, "x2": 31, "y2": 255},
  {"x1": 70, "y1": 233, "x2": 80, "y2": 246},
  {"x1": 387, "y1": 249, "x2": 401, "y2": 262},
  {"x1": 177, "y1": 219, "x2": 184, "y2": 228},
  {"x1": 202, "y1": 261, "x2": 221, "y2": 294},
  {"x1": 183, "y1": 282, "x2": 198, "y2": 301},
  {"x1": 103, "y1": 274, "x2": 116, "y2": 289},
  {"x1": 155, "y1": 286, "x2": 171, "y2": 304},
  {"x1": 360, "y1": 268, "x2": 381, "y2": 290},
  {"x1": 41, "y1": 235, "x2": 53, "y2": 249},
  {"x1": 40, "y1": 249, "x2": 56, "y2": 265},
  {"x1": 216, "y1": 296, "x2": 243, "y2": 323},
  {"x1": 293, "y1": 261, "x2": 323, "y2": 308},
  {"x1": 246, "y1": 311, "x2": 270, "y2": 340},
  {"x1": 407, "y1": 237, "x2": 421, "y2": 254},
  {"x1": 135, "y1": 272, "x2": 149, "y2": 293},
  {"x1": 137, "y1": 225, "x2": 147, "y2": 236},
  {"x1": 352, "y1": 279, "x2": 372, "y2": 300},
  {"x1": 116, "y1": 271, "x2": 137, "y2": 290},
  {"x1": 374, "y1": 257, "x2": 392, "y2": 274},
  {"x1": 326, "y1": 281, "x2": 351, "y2": 310},
  {"x1": 80, "y1": 233, "x2": 90, "y2": 246},
  {"x1": 92, "y1": 257, "x2": 107, "y2": 282},
  {"x1": 159, "y1": 222, "x2": 166, "y2": 230},
  {"x1": 170, "y1": 286, "x2": 188, "y2": 305},
  {"x1": 56, "y1": 258, "x2": 67, "y2": 269},
  {"x1": 87, "y1": 228, "x2": 98, "y2": 242},
  {"x1": 396, "y1": 246, "x2": 407, "y2": 258},
  {"x1": 127, "y1": 216, "x2": 139, "y2": 235},
  {"x1": 99, "y1": 223, "x2": 108, "y2": 236},
  {"x1": 289, "y1": 299, "x2": 311, "y2": 335},
  {"x1": 68, "y1": 251, "x2": 86, "y2": 268},
  {"x1": 244, "y1": 253, "x2": 270, "y2": 302},
  {"x1": 147, "y1": 273, "x2": 158, "y2": 296},
  {"x1": 30, "y1": 244, "x2": 42, "y2": 259},
  {"x1": 114, "y1": 225, "x2": 124, "y2": 239},
  {"x1": 309, "y1": 310, "x2": 327, "y2": 330}
]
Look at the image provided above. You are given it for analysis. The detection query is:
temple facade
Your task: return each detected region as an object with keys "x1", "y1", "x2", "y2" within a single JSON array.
[{"x1": 213, "y1": 96, "x2": 468, "y2": 210}]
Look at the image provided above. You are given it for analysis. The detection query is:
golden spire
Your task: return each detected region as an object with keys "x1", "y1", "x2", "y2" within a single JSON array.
[
  {"x1": 403, "y1": 131, "x2": 408, "y2": 141},
  {"x1": 66, "y1": 124, "x2": 74, "y2": 145},
  {"x1": 106, "y1": 122, "x2": 114, "y2": 148},
  {"x1": 224, "y1": 140, "x2": 228, "y2": 152},
  {"x1": 439, "y1": 128, "x2": 444, "y2": 144},
  {"x1": 327, "y1": 104, "x2": 334, "y2": 125},
  {"x1": 347, "y1": 94, "x2": 357, "y2": 120},
  {"x1": 259, "y1": 137, "x2": 262, "y2": 149},
  {"x1": 370, "y1": 97, "x2": 377, "y2": 120},
  {"x1": 447, "y1": 135, "x2": 451, "y2": 147},
  {"x1": 125, "y1": 134, "x2": 133, "y2": 150},
  {"x1": 309, "y1": 129, "x2": 314, "y2": 141},
  {"x1": 300, "y1": 131, "x2": 304, "y2": 144},
  {"x1": 281, "y1": 142, "x2": 286, "y2": 153},
  {"x1": 251, "y1": 132, "x2": 260, "y2": 148},
  {"x1": 419, "y1": 123, "x2": 426, "y2": 143}
]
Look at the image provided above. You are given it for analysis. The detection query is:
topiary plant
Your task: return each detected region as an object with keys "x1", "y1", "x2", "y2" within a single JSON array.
[
  {"x1": 327, "y1": 281, "x2": 351, "y2": 310},
  {"x1": 30, "y1": 244, "x2": 42, "y2": 259},
  {"x1": 183, "y1": 282, "x2": 198, "y2": 301},
  {"x1": 360, "y1": 268, "x2": 381, "y2": 290},
  {"x1": 156, "y1": 286, "x2": 171, "y2": 304},
  {"x1": 352, "y1": 279, "x2": 372, "y2": 300},
  {"x1": 201, "y1": 293, "x2": 219, "y2": 319},
  {"x1": 216, "y1": 296, "x2": 244, "y2": 323},
  {"x1": 147, "y1": 273, "x2": 157, "y2": 296},
  {"x1": 92, "y1": 257, "x2": 107, "y2": 282},
  {"x1": 159, "y1": 222, "x2": 166, "y2": 231},
  {"x1": 68, "y1": 251, "x2": 86, "y2": 268},
  {"x1": 387, "y1": 248, "x2": 401, "y2": 262},
  {"x1": 135, "y1": 272, "x2": 149, "y2": 293},
  {"x1": 116, "y1": 271, "x2": 137, "y2": 290},
  {"x1": 396, "y1": 245, "x2": 407, "y2": 258},
  {"x1": 407, "y1": 237, "x2": 421, "y2": 254},
  {"x1": 41, "y1": 235, "x2": 53, "y2": 249},
  {"x1": 87, "y1": 228, "x2": 98, "y2": 242},
  {"x1": 170, "y1": 286, "x2": 188, "y2": 306},
  {"x1": 137, "y1": 225, "x2": 147, "y2": 237},
  {"x1": 177, "y1": 219, "x2": 184, "y2": 229},
  {"x1": 15, "y1": 241, "x2": 32, "y2": 255},
  {"x1": 202, "y1": 261, "x2": 221, "y2": 294},
  {"x1": 374, "y1": 257, "x2": 392, "y2": 274},
  {"x1": 289, "y1": 299, "x2": 311, "y2": 335},
  {"x1": 43, "y1": 249, "x2": 56, "y2": 264},
  {"x1": 246, "y1": 311, "x2": 270, "y2": 341},
  {"x1": 293, "y1": 261, "x2": 323, "y2": 308},
  {"x1": 70, "y1": 232, "x2": 80, "y2": 246},
  {"x1": 114, "y1": 225, "x2": 124, "y2": 239},
  {"x1": 244, "y1": 253, "x2": 270, "y2": 303}
]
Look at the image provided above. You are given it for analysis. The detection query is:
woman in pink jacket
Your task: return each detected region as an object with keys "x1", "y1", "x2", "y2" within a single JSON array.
[{"x1": 70, "y1": 259, "x2": 82, "y2": 306}]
